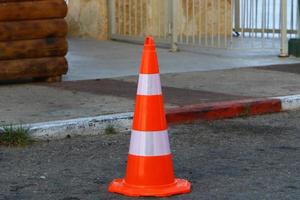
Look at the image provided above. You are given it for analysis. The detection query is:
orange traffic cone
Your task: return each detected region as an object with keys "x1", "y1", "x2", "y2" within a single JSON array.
[{"x1": 108, "y1": 36, "x2": 191, "y2": 197}]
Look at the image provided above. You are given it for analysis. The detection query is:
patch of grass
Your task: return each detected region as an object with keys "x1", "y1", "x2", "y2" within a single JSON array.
[
  {"x1": 104, "y1": 124, "x2": 117, "y2": 135},
  {"x1": 0, "y1": 125, "x2": 33, "y2": 146}
]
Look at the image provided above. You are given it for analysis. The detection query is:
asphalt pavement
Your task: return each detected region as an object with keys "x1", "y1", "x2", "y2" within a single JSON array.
[{"x1": 0, "y1": 110, "x2": 299, "y2": 200}]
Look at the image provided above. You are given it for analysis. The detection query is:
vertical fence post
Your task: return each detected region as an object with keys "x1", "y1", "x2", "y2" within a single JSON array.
[
  {"x1": 108, "y1": 0, "x2": 116, "y2": 38},
  {"x1": 170, "y1": 0, "x2": 178, "y2": 52},
  {"x1": 234, "y1": 0, "x2": 241, "y2": 32},
  {"x1": 279, "y1": 0, "x2": 289, "y2": 57},
  {"x1": 298, "y1": 0, "x2": 300, "y2": 37}
]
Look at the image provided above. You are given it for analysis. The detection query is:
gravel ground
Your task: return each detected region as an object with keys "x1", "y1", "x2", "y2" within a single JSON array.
[{"x1": 0, "y1": 111, "x2": 300, "y2": 200}]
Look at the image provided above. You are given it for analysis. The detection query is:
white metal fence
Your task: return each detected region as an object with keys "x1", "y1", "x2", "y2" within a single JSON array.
[
  {"x1": 108, "y1": 0, "x2": 171, "y2": 44},
  {"x1": 174, "y1": 0, "x2": 232, "y2": 49},
  {"x1": 108, "y1": 0, "x2": 299, "y2": 55},
  {"x1": 233, "y1": 0, "x2": 299, "y2": 55}
]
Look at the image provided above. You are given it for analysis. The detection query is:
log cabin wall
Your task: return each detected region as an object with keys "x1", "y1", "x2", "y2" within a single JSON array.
[{"x1": 0, "y1": 0, "x2": 68, "y2": 82}]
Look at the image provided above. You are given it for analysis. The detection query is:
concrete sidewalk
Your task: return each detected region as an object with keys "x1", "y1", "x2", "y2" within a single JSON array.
[
  {"x1": 1, "y1": 63, "x2": 300, "y2": 125},
  {"x1": 65, "y1": 38, "x2": 300, "y2": 80}
]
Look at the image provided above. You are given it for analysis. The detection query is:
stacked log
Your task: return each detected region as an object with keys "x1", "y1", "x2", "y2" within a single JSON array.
[{"x1": 0, "y1": 0, "x2": 68, "y2": 82}]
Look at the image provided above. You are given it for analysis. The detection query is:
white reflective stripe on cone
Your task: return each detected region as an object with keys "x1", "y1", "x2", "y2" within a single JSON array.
[
  {"x1": 129, "y1": 130, "x2": 171, "y2": 156},
  {"x1": 137, "y1": 74, "x2": 162, "y2": 96}
]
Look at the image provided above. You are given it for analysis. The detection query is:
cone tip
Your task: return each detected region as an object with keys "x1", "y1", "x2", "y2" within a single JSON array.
[{"x1": 144, "y1": 36, "x2": 155, "y2": 46}]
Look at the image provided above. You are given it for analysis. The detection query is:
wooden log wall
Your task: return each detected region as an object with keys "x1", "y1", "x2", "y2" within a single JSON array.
[{"x1": 0, "y1": 0, "x2": 68, "y2": 82}]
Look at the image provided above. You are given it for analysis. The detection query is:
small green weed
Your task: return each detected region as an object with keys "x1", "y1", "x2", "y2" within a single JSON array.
[
  {"x1": 0, "y1": 125, "x2": 33, "y2": 146},
  {"x1": 104, "y1": 124, "x2": 117, "y2": 135}
]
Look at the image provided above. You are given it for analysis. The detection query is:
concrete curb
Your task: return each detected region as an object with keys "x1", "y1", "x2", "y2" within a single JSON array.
[
  {"x1": 27, "y1": 94, "x2": 300, "y2": 140},
  {"x1": 274, "y1": 95, "x2": 300, "y2": 111},
  {"x1": 29, "y1": 112, "x2": 133, "y2": 140},
  {"x1": 166, "y1": 98, "x2": 282, "y2": 123}
]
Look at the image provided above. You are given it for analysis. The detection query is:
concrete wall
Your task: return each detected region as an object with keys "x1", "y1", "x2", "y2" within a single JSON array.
[{"x1": 66, "y1": 0, "x2": 108, "y2": 40}]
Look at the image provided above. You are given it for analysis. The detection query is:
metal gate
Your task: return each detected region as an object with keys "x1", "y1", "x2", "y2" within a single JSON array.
[
  {"x1": 108, "y1": 0, "x2": 299, "y2": 55},
  {"x1": 108, "y1": 0, "x2": 171, "y2": 45},
  {"x1": 233, "y1": 0, "x2": 299, "y2": 56}
]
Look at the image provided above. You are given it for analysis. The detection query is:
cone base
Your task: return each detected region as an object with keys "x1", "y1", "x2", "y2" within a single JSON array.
[{"x1": 108, "y1": 178, "x2": 191, "y2": 197}]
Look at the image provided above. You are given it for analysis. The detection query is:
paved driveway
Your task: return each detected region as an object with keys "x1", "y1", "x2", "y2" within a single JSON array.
[{"x1": 1, "y1": 111, "x2": 300, "y2": 200}]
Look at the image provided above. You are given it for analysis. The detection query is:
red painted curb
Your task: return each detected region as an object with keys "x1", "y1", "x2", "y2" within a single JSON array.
[{"x1": 166, "y1": 98, "x2": 282, "y2": 124}]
